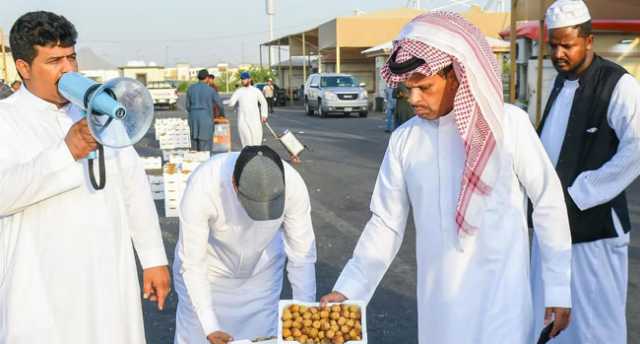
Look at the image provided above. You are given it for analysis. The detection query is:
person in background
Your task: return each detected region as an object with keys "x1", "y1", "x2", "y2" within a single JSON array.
[
  {"x1": 225, "y1": 72, "x2": 269, "y2": 147},
  {"x1": 263, "y1": 79, "x2": 275, "y2": 114},
  {"x1": 393, "y1": 82, "x2": 414, "y2": 129},
  {"x1": 384, "y1": 85, "x2": 396, "y2": 133},
  {"x1": 186, "y1": 69, "x2": 225, "y2": 151}
]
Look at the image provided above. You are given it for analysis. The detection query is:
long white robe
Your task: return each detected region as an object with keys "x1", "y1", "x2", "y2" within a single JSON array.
[
  {"x1": 226, "y1": 86, "x2": 268, "y2": 147},
  {"x1": 533, "y1": 73, "x2": 640, "y2": 343},
  {"x1": 0, "y1": 88, "x2": 168, "y2": 344},
  {"x1": 333, "y1": 104, "x2": 572, "y2": 344},
  {"x1": 173, "y1": 153, "x2": 316, "y2": 343}
]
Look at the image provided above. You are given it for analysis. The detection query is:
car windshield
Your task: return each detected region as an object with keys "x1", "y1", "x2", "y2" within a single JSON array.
[{"x1": 320, "y1": 76, "x2": 357, "y2": 88}]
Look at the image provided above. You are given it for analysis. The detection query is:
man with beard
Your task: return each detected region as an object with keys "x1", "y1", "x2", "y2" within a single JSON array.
[{"x1": 530, "y1": 1, "x2": 640, "y2": 343}]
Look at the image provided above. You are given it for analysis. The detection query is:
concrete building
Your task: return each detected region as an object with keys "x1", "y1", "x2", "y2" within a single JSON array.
[
  {"x1": 262, "y1": 7, "x2": 510, "y2": 99},
  {"x1": 118, "y1": 62, "x2": 166, "y2": 85}
]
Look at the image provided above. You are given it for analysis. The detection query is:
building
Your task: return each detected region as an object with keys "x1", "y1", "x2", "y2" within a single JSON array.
[
  {"x1": 262, "y1": 6, "x2": 510, "y2": 102},
  {"x1": 118, "y1": 62, "x2": 166, "y2": 85}
]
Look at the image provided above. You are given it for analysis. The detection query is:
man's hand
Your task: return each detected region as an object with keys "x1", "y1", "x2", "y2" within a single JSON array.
[
  {"x1": 143, "y1": 265, "x2": 171, "y2": 311},
  {"x1": 261, "y1": 117, "x2": 268, "y2": 124},
  {"x1": 65, "y1": 118, "x2": 98, "y2": 160},
  {"x1": 545, "y1": 307, "x2": 571, "y2": 338},
  {"x1": 207, "y1": 331, "x2": 233, "y2": 344},
  {"x1": 319, "y1": 291, "x2": 348, "y2": 307}
]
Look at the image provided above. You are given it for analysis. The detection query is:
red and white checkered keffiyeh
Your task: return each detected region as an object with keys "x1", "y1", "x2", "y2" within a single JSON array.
[{"x1": 382, "y1": 12, "x2": 505, "y2": 247}]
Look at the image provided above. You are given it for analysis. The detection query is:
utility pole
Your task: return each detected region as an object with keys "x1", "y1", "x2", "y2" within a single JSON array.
[
  {"x1": 1, "y1": 27, "x2": 8, "y2": 81},
  {"x1": 266, "y1": 0, "x2": 275, "y2": 68}
]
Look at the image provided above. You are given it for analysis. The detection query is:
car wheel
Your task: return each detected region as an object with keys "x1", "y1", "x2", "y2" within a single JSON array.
[
  {"x1": 359, "y1": 111, "x2": 368, "y2": 118},
  {"x1": 318, "y1": 99, "x2": 327, "y2": 118}
]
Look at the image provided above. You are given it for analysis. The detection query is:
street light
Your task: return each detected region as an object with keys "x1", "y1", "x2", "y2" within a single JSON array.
[{"x1": 266, "y1": 0, "x2": 275, "y2": 68}]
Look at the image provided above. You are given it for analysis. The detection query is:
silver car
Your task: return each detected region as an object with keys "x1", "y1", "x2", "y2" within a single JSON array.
[{"x1": 304, "y1": 73, "x2": 369, "y2": 118}]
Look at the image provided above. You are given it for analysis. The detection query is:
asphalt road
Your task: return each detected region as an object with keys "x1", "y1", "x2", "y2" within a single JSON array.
[{"x1": 136, "y1": 99, "x2": 639, "y2": 343}]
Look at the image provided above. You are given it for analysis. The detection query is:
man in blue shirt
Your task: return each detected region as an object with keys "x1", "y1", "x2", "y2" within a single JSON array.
[{"x1": 186, "y1": 69, "x2": 224, "y2": 151}]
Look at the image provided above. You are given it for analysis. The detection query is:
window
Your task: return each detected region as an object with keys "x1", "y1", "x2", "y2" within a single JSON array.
[{"x1": 320, "y1": 76, "x2": 357, "y2": 88}]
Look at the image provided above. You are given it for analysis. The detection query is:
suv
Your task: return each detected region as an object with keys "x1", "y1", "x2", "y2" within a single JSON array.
[
  {"x1": 304, "y1": 73, "x2": 368, "y2": 117},
  {"x1": 147, "y1": 81, "x2": 178, "y2": 110}
]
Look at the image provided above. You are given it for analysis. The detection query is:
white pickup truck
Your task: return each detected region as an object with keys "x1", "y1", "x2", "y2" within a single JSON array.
[{"x1": 147, "y1": 81, "x2": 178, "y2": 110}]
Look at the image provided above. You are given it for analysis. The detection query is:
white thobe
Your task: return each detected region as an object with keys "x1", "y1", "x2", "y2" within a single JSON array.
[
  {"x1": 333, "y1": 104, "x2": 572, "y2": 344},
  {"x1": 0, "y1": 88, "x2": 168, "y2": 344},
  {"x1": 226, "y1": 86, "x2": 268, "y2": 147},
  {"x1": 533, "y1": 73, "x2": 640, "y2": 344},
  {"x1": 173, "y1": 153, "x2": 316, "y2": 343}
]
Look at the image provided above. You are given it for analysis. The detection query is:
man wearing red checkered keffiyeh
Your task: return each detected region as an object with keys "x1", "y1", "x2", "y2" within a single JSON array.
[{"x1": 322, "y1": 12, "x2": 573, "y2": 343}]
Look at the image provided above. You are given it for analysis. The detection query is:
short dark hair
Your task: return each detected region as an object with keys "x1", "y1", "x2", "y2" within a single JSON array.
[
  {"x1": 9, "y1": 11, "x2": 77, "y2": 65},
  {"x1": 573, "y1": 20, "x2": 592, "y2": 38}
]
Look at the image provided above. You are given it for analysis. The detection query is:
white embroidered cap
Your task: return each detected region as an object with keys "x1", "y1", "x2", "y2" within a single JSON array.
[{"x1": 546, "y1": 0, "x2": 591, "y2": 29}]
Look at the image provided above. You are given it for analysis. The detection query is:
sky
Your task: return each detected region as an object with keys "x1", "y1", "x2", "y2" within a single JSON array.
[{"x1": 1, "y1": 0, "x2": 505, "y2": 68}]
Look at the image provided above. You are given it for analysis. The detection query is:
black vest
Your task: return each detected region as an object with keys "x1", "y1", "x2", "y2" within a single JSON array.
[{"x1": 537, "y1": 55, "x2": 631, "y2": 244}]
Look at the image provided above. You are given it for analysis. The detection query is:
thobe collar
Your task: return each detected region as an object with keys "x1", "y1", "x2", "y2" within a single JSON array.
[{"x1": 15, "y1": 85, "x2": 73, "y2": 114}]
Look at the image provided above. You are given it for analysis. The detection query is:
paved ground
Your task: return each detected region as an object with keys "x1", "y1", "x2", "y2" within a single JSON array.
[{"x1": 136, "y1": 99, "x2": 639, "y2": 343}]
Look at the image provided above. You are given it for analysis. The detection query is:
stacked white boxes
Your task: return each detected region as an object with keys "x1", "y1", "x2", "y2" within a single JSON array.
[
  {"x1": 163, "y1": 163, "x2": 183, "y2": 217},
  {"x1": 161, "y1": 151, "x2": 210, "y2": 217},
  {"x1": 155, "y1": 118, "x2": 191, "y2": 150}
]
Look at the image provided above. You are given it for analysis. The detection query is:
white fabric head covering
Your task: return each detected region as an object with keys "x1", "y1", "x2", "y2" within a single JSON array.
[
  {"x1": 546, "y1": 0, "x2": 591, "y2": 29},
  {"x1": 381, "y1": 12, "x2": 505, "y2": 250}
]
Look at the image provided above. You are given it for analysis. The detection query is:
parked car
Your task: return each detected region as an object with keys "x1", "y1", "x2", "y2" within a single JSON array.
[
  {"x1": 254, "y1": 82, "x2": 287, "y2": 106},
  {"x1": 147, "y1": 81, "x2": 178, "y2": 110},
  {"x1": 303, "y1": 73, "x2": 369, "y2": 118}
]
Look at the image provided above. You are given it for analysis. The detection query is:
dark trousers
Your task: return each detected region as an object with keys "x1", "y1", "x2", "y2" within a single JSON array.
[
  {"x1": 191, "y1": 138, "x2": 212, "y2": 152},
  {"x1": 266, "y1": 97, "x2": 274, "y2": 114}
]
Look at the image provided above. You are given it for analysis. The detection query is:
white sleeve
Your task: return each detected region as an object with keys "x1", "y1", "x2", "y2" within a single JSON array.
[
  {"x1": 0, "y1": 137, "x2": 84, "y2": 217},
  {"x1": 568, "y1": 74, "x2": 640, "y2": 210},
  {"x1": 333, "y1": 134, "x2": 410, "y2": 303},
  {"x1": 224, "y1": 90, "x2": 239, "y2": 107},
  {"x1": 176, "y1": 166, "x2": 222, "y2": 336},
  {"x1": 118, "y1": 147, "x2": 168, "y2": 268},
  {"x1": 511, "y1": 107, "x2": 572, "y2": 308},
  {"x1": 281, "y1": 167, "x2": 316, "y2": 302},
  {"x1": 257, "y1": 89, "x2": 269, "y2": 120}
]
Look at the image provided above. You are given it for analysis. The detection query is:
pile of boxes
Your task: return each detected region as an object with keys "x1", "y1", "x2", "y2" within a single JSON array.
[
  {"x1": 141, "y1": 117, "x2": 215, "y2": 217},
  {"x1": 162, "y1": 150, "x2": 211, "y2": 217},
  {"x1": 155, "y1": 118, "x2": 191, "y2": 150},
  {"x1": 141, "y1": 157, "x2": 164, "y2": 200}
]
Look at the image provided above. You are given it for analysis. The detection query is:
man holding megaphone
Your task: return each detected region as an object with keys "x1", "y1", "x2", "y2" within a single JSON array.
[{"x1": 0, "y1": 11, "x2": 170, "y2": 344}]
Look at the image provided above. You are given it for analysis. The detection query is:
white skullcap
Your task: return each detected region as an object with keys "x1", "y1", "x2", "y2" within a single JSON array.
[{"x1": 546, "y1": 0, "x2": 591, "y2": 29}]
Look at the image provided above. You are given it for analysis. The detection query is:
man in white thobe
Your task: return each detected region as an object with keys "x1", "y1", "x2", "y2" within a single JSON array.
[
  {"x1": 174, "y1": 145, "x2": 316, "y2": 344},
  {"x1": 0, "y1": 11, "x2": 170, "y2": 344},
  {"x1": 531, "y1": 1, "x2": 640, "y2": 343},
  {"x1": 225, "y1": 72, "x2": 269, "y2": 147},
  {"x1": 321, "y1": 13, "x2": 573, "y2": 343}
]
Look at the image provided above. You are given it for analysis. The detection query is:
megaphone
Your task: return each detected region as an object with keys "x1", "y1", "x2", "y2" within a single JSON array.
[{"x1": 58, "y1": 72, "x2": 155, "y2": 190}]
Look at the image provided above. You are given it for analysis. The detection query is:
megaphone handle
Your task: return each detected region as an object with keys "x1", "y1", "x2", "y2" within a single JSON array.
[{"x1": 88, "y1": 144, "x2": 106, "y2": 190}]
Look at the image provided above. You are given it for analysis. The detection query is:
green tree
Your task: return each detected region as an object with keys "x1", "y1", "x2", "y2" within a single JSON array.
[{"x1": 244, "y1": 66, "x2": 276, "y2": 83}]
